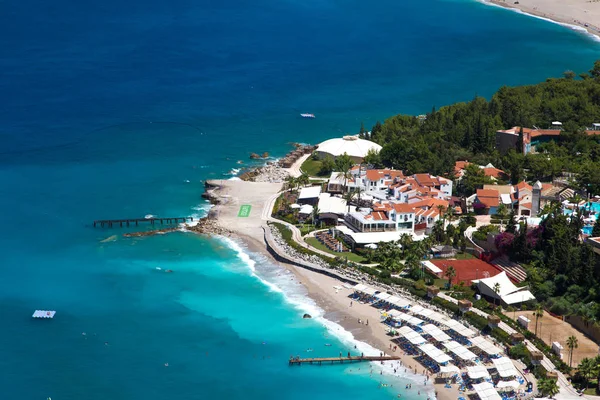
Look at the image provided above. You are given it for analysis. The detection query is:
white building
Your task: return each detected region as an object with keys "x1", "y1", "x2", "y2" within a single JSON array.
[{"x1": 315, "y1": 135, "x2": 382, "y2": 163}]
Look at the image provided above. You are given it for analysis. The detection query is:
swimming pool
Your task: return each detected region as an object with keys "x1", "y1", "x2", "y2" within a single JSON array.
[
  {"x1": 585, "y1": 202, "x2": 600, "y2": 214},
  {"x1": 584, "y1": 225, "x2": 594, "y2": 236}
]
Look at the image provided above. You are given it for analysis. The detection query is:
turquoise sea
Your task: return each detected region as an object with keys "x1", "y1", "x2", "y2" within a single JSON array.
[{"x1": 1, "y1": 0, "x2": 599, "y2": 398}]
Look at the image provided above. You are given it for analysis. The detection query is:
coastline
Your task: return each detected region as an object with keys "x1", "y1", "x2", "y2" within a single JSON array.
[
  {"x1": 480, "y1": 0, "x2": 600, "y2": 41},
  {"x1": 201, "y1": 157, "x2": 456, "y2": 400}
]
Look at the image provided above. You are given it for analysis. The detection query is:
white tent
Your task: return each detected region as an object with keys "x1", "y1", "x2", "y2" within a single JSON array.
[
  {"x1": 409, "y1": 305, "x2": 435, "y2": 318},
  {"x1": 472, "y1": 271, "x2": 535, "y2": 305},
  {"x1": 496, "y1": 380, "x2": 520, "y2": 390},
  {"x1": 354, "y1": 283, "x2": 367, "y2": 291},
  {"x1": 470, "y1": 336, "x2": 503, "y2": 356},
  {"x1": 492, "y1": 357, "x2": 518, "y2": 378},
  {"x1": 398, "y1": 326, "x2": 426, "y2": 345},
  {"x1": 418, "y1": 343, "x2": 452, "y2": 364},
  {"x1": 317, "y1": 193, "x2": 347, "y2": 216},
  {"x1": 427, "y1": 311, "x2": 448, "y2": 324},
  {"x1": 362, "y1": 287, "x2": 377, "y2": 296},
  {"x1": 386, "y1": 295, "x2": 411, "y2": 309},
  {"x1": 374, "y1": 292, "x2": 391, "y2": 301},
  {"x1": 472, "y1": 382, "x2": 502, "y2": 400},
  {"x1": 467, "y1": 365, "x2": 491, "y2": 379},
  {"x1": 443, "y1": 341, "x2": 478, "y2": 361},
  {"x1": 439, "y1": 364, "x2": 460, "y2": 375},
  {"x1": 442, "y1": 319, "x2": 477, "y2": 338},
  {"x1": 421, "y1": 324, "x2": 451, "y2": 342},
  {"x1": 316, "y1": 135, "x2": 382, "y2": 160},
  {"x1": 389, "y1": 310, "x2": 424, "y2": 326}
]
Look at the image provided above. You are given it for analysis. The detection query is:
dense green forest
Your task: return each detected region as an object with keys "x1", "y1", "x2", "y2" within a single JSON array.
[{"x1": 361, "y1": 61, "x2": 600, "y2": 196}]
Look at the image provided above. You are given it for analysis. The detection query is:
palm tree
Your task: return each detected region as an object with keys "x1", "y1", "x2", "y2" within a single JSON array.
[
  {"x1": 538, "y1": 378, "x2": 560, "y2": 398},
  {"x1": 444, "y1": 266, "x2": 456, "y2": 288},
  {"x1": 578, "y1": 357, "x2": 595, "y2": 389},
  {"x1": 343, "y1": 190, "x2": 354, "y2": 213},
  {"x1": 285, "y1": 175, "x2": 296, "y2": 191},
  {"x1": 399, "y1": 233, "x2": 413, "y2": 258},
  {"x1": 437, "y1": 204, "x2": 446, "y2": 226},
  {"x1": 311, "y1": 206, "x2": 320, "y2": 226},
  {"x1": 534, "y1": 305, "x2": 544, "y2": 337},
  {"x1": 567, "y1": 335, "x2": 579, "y2": 368},
  {"x1": 334, "y1": 153, "x2": 354, "y2": 193},
  {"x1": 297, "y1": 172, "x2": 310, "y2": 188},
  {"x1": 493, "y1": 282, "x2": 501, "y2": 307}
]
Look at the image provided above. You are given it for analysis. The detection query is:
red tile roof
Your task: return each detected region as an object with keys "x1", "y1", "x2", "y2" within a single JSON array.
[
  {"x1": 365, "y1": 169, "x2": 404, "y2": 182},
  {"x1": 392, "y1": 203, "x2": 415, "y2": 213},
  {"x1": 371, "y1": 211, "x2": 388, "y2": 220},
  {"x1": 476, "y1": 189, "x2": 500, "y2": 208},
  {"x1": 483, "y1": 167, "x2": 507, "y2": 179},
  {"x1": 515, "y1": 181, "x2": 532, "y2": 192}
]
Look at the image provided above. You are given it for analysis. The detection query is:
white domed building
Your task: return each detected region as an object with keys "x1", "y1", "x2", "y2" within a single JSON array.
[{"x1": 315, "y1": 135, "x2": 382, "y2": 163}]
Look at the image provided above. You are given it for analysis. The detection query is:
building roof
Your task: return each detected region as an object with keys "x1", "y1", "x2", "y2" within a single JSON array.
[
  {"x1": 336, "y1": 225, "x2": 425, "y2": 244},
  {"x1": 365, "y1": 168, "x2": 404, "y2": 182},
  {"x1": 472, "y1": 271, "x2": 535, "y2": 305},
  {"x1": 515, "y1": 181, "x2": 532, "y2": 192},
  {"x1": 317, "y1": 135, "x2": 382, "y2": 159},
  {"x1": 392, "y1": 203, "x2": 416, "y2": 214},
  {"x1": 476, "y1": 189, "x2": 500, "y2": 208},
  {"x1": 482, "y1": 167, "x2": 507, "y2": 179},
  {"x1": 298, "y1": 186, "x2": 322, "y2": 199},
  {"x1": 317, "y1": 193, "x2": 347, "y2": 215}
]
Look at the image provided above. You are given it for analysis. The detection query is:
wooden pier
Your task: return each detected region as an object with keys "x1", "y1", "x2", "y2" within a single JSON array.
[
  {"x1": 288, "y1": 355, "x2": 400, "y2": 366},
  {"x1": 93, "y1": 217, "x2": 194, "y2": 228}
]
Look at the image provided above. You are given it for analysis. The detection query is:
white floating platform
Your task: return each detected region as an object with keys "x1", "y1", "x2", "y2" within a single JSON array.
[{"x1": 32, "y1": 310, "x2": 56, "y2": 319}]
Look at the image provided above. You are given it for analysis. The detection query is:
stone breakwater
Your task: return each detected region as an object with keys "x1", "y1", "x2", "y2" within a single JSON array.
[{"x1": 240, "y1": 163, "x2": 289, "y2": 183}]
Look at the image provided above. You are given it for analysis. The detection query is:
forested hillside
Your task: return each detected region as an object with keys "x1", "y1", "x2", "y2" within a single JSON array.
[{"x1": 361, "y1": 61, "x2": 600, "y2": 195}]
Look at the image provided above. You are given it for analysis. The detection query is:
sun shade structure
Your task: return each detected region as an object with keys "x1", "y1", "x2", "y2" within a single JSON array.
[
  {"x1": 418, "y1": 343, "x2": 452, "y2": 364},
  {"x1": 442, "y1": 319, "x2": 477, "y2": 338},
  {"x1": 388, "y1": 310, "x2": 424, "y2": 326},
  {"x1": 467, "y1": 365, "x2": 491, "y2": 379},
  {"x1": 443, "y1": 341, "x2": 478, "y2": 361},
  {"x1": 439, "y1": 364, "x2": 460, "y2": 374},
  {"x1": 421, "y1": 324, "x2": 451, "y2": 342},
  {"x1": 472, "y1": 271, "x2": 535, "y2": 305},
  {"x1": 472, "y1": 382, "x2": 502, "y2": 400},
  {"x1": 353, "y1": 284, "x2": 377, "y2": 295},
  {"x1": 409, "y1": 305, "x2": 435, "y2": 318},
  {"x1": 469, "y1": 336, "x2": 503, "y2": 356},
  {"x1": 374, "y1": 292, "x2": 391, "y2": 301},
  {"x1": 496, "y1": 380, "x2": 520, "y2": 390},
  {"x1": 398, "y1": 326, "x2": 426, "y2": 345},
  {"x1": 492, "y1": 357, "x2": 518, "y2": 378},
  {"x1": 386, "y1": 295, "x2": 411, "y2": 308}
]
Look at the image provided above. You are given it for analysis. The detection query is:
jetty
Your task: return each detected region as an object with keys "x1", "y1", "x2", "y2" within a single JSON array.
[
  {"x1": 288, "y1": 355, "x2": 400, "y2": 366},
  {"x1": 93, "y1": 217, "x2": 194, "y2": 228}
]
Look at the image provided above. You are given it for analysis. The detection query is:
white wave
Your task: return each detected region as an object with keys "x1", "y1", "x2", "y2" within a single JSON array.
[
  {"x1": 226, "y1": 168, "x2": 241, "y2": 176},
  {"x1": 476, "y1": 0, "x2": 600, "y2": 42},
  {"x1": 228, "y1": 177, "x2": 242, "y2": 181},
  {"x1": 217, "y1": 235, "x2": 434, "y2": 395}
]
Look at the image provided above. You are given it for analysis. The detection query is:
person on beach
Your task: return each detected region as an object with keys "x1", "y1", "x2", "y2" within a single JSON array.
[{"x1": 350, "y1": 301, "x2": 352, "y2": 307}]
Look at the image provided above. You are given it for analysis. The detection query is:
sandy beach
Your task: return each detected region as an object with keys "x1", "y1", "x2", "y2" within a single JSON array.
[
  {"x1": 205, "y1": 164, "x2": 460, "y2": 400},
  {"x1": 485, "y1": 0, "x2": 600, "y2": 39}
]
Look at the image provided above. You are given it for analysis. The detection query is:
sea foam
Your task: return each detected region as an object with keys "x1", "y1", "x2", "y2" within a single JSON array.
[{"x1": 218, "y1": 236, "x2": 435, "y2": 395}]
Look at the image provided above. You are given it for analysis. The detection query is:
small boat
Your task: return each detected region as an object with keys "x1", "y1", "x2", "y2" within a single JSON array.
[
  {"x1": 145, "y1": 214, "x2": 156, "y2": 219},
  {"x1": 165, "y1": 269, "x2": 173, "y2": 273},
  {"x1": 324, "y1": 343, "x2": 332, "y2": 347},
  {"x1": 300, "y1": 113, "x2": 315, "y2": 119}
]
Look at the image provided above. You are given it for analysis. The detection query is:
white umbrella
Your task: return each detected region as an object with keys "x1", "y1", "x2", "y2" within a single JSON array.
[{"x1": 365, "y1": 243, "x2": 378, "y2": 249}]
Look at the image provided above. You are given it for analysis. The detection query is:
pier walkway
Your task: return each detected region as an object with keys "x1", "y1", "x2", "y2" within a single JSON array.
[
  {"x1": 289, "y1": 355, "x2": 400, "y2": 366},
  {"x1": 93, "y1": 217, "x2": 194, "y2": 228}
]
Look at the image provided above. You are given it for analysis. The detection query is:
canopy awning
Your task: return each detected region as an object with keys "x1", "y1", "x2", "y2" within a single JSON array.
[
  {"x1": 421, "y1": 323, "x2": 451, "y2": 342},
  {"x1": 467, "y1": 365, "x2": 491, "y2": 379},
  {"x1": 374, "y1": 292, "x2": 391, "y2": 301},
  {"x1": 443, "y1": 341, "x2": 478, "y2": 361},
  {"x1": 390, "y1": 311, "x2": 424, "y2": 326},
  {"x1": 469, "y1": 336, "x2": 503, "y2": 356},
  {"x1": 398, "y1": 326, "x2": 426, "y2": 345},
  {"x1": 496, "y1": 380, "x2": 520, "y2": 390},
  {"x1": 439, "y1": 364, "x2": 460, "y2": 375},
  {"x1": 492, "y1": 357, "x2": 518, "y2": 378},
  {"x1": 472, "y1": 382, "x2": 502, "y2": 400},
  {"x1": 418, "y1": 343, "x2": 452, "y2": 364},
  {"x1": 442, "y1": 319, "x2": 477, "y2": 338},
  {"x1": 409, "y1": 305, "x2": 435, "y2": 318},
  {"x1": 386, "y1": 295, "x2": 411, "y2": 308}
]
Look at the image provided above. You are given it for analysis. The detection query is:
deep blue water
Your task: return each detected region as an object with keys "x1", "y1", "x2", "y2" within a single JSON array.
[{"x1": 1, "y1": 0, "x2": 599, "y2": 398}]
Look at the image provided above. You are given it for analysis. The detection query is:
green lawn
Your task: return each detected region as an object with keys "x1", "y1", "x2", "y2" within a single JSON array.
[
  {"x1": 451, "y1": 252, "x2": 475, "y2": 260},
  {"x1": 305, "y1": 237, "x2": 366, "y2": 263},
  {"x1": 300, "y1": 157, "x2": 329, "y2": 177}
]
